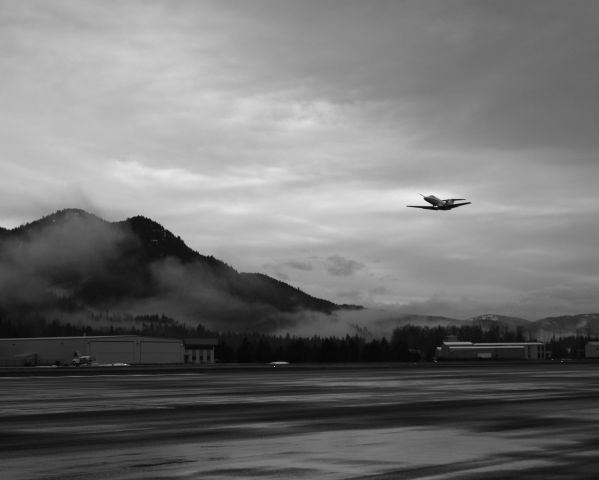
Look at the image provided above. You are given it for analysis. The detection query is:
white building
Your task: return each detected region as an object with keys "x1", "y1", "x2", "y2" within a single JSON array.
[
  {"x1": 0, "y1": 336, "x2": 184, "y2": 366},
  {"x1": 436, "y1": 340, "x2": 546, "y2": 361}
]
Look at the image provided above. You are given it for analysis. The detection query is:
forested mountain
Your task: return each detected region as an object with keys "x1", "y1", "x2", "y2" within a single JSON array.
[
  {"x1": 0, "y1": 209, "x2": 358, "y2": 333},
  {"x1": 1, "y1": 209, "x2": 596, "y2": 341},
  {"x1": 468, "y1": 313, "x2": 599, "y2": 339},
  {"x1": 379, "y1": 312, "x2": 599, "y2": 341},
  {"x1": 531, "y1": 313, "x2": 599, "y2": 338}
]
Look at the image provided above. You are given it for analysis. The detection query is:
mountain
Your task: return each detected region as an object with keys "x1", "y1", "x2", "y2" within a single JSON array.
[
  {"x1": 531, "y1": 313, "x2": 599, "y2": 338},
  {"x1": 471, "y1": 313, "x2": 599, "y2": 339},
  {"x1": 374, "y1": 314, "x2": 466, "y2": 330},
  {"x1": 470, "y1": 314, "x2": 531, "y2": 330},
  {"x1": 374, "y1": 312, "x2": 599, "y2": 341},
  {"x1": 0, "y1": 209, "x2": 359, "y2": 332},
  {"x1": 2, "y1": 209, "x2": 596, "y2": 339}
]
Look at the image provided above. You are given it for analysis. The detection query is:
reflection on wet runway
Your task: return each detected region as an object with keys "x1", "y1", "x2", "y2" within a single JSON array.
[{"x1": 2, "y1": 364, "x2": 599, "y2": 479}]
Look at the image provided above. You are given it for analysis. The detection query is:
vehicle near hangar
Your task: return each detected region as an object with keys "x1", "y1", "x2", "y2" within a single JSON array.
[{"x1": 0, "y1": 335, "x2": 185, "y2": 367}]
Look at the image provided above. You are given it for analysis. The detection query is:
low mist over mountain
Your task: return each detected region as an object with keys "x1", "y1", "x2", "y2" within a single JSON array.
[
  {"x1": 1, "y1": 209, "x2": 596, "y2": 339},
  {"x1": 0, "y1": 209, "x2": 360, "y2": 332},
  {"x1": 377, "y1": 313, "x2": 599, "y2": 340},
  {"x1": 531, "y1": 313, "x2": 599, "y2": 339}
]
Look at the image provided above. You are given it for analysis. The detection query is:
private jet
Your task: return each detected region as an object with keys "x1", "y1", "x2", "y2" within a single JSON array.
[
  {"x1": 407, "y1": 194, "x2": 471, "y2": 211},
  {"x1": 72, "y1": 351, "x2": 96, "y2": 367},
  {"x1": 269, "y1": 361, "x2": 290, "y2": 367}
]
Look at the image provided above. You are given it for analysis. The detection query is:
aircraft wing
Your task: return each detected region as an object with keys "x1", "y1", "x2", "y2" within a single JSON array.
[
  {"x1": 406, "y1": 205, "x2": 438, "y2": 210},
  {"x1": 448, "y1": 202, "x2": 471, "y2": 208}
]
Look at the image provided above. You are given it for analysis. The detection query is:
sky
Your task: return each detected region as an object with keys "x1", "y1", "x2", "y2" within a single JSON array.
[{"x1": 1, "y1": 0, "x2": 598, "y2": 321}]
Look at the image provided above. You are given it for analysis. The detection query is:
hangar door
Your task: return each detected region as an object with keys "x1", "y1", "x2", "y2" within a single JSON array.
[
  {"x1": 90, "y1": 340, "x2": 136, "y2": 364},
  {"x1": 140, "y1": 340, "x2": 183, "y2": 364}
]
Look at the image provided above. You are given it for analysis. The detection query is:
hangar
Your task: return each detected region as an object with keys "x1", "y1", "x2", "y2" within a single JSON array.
[
  {"x1": 0, "y1": 335, "x2": 185, "y2": 366},
  {"x1": 436, "y1": 340, "x2": 546, "y2": 361}
]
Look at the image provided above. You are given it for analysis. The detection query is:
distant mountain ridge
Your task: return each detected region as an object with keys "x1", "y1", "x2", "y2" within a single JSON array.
[
  {"x1": 532, "y1": 313, "x2": 599, "y2": 337},
  {"x1": 383, "y1": 312, "x2": 599, "y2": 339},
  {"x1": 0, "y1": 209, "x2": 360, "y2": 332}
]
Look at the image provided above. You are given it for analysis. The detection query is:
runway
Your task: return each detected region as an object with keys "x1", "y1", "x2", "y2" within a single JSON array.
[{"x1": 2, "y1": 363, "x2": 599, "y2": 479}]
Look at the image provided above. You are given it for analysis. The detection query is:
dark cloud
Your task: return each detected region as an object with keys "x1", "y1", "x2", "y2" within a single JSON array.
[
  {"x1": 286, "y1": 260, "x2": 313, "y2": 271},
  {"x1": 215, "y1": 1, "x2": 599, "y2": 151},
  {"x1": 370, "y1": 286, "x2": 391, "y2": 296},
  {"x1": 326, "y1": 255, "x2": 365, "y2": 277}
]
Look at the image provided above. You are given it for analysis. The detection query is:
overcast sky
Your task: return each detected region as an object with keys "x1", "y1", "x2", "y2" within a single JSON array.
[{"x1": 1, "y1": 0, "x2": 598, "y2": 320}]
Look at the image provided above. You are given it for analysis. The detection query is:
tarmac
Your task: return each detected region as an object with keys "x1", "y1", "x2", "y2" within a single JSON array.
[{"x1": 2, "y1": 362, "x2": 599, "y2": 479}]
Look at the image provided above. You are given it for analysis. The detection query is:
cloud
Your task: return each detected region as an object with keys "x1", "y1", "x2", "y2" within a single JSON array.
[
  {"x1": 326, "y1": 255, "x2": 365, "y2": 277},
  {"x1": 0, "y1": 211, "x2": 132, "y2": 304},
  {"x1": 369, "y1": 286, "x2": 391, "y2": 296},
  {"x1": 1, "y1": 1, "x2": 599, "y2": 325},
  {"x1": 286, "y1": 260, "x2": 313, "y2": 271},
  {"x1": 110, "y1": 160, "x2": 208, "y2": 189},
  {"x1": 516, "y1": 282, "x2": 599, "y2": 318}
]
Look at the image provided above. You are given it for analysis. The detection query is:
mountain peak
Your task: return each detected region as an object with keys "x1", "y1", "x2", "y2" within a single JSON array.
[
  {"x1": 11, "y1": 209, "x2": 105, "y2": 234},
  {"x1": 38, "y1": 208, "x2": 101, "y2": 223},
  {"x1": 1, "y1": 209, "x2": 348, "y2": 331}
]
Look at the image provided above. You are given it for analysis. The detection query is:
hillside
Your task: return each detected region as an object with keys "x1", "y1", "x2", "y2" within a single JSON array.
[
  {"x1": 531, "y1": 313, "x2": 599, "y2": 338},
  {"x1": 375, "y1": 312, "x2": 599, "y2": 341},
  {"x1": 0, "y1": 209, "x2": 357, "y2": 332}
]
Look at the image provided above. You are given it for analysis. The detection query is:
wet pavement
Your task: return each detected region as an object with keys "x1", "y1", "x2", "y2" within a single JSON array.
[{"x1": 2, "y1": 363, "x2": 599, "y2": 479}]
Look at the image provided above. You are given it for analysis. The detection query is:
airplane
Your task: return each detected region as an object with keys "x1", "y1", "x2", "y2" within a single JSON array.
[
  {"x1": 72, "y1": 351, "x2": 96, "y2": 367},
  {"x1": 407, "y1": 194, "x2": 471, "y2": 211},
  {"x1": 269, "y1": 361, "x2": 290, "y2": 367}
]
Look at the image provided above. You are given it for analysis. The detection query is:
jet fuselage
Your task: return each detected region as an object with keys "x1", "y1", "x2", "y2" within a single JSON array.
[{"x1": 407, "y1": 194, "x2": 471, "y2": 211}]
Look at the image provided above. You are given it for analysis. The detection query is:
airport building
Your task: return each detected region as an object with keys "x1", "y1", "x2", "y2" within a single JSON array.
[
  {"x1": 436, "y1": 340, "x2": 546, "y2": 361},
  {"x1": 183, "y1": 337, "x2": 219, "y2": 364},
  {"x1": 0, "y1": 335, "x2": 187, "y2": 366}
]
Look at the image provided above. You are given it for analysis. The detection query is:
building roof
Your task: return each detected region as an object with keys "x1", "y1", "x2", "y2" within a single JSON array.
[
  {"x1": 0, "y1": 335, "x2": 182, "y2": 343},
  {"x1": 0, "y1": 335, "x2": 136, "y2": 341},
  {"x1": 444, "y1": 345, "x2": 526, "y2": 350},
  {"x1": 183, "y1": 338, "x2": 219, "y2": 347},
  {"x1": 474, "y1": 342, "x2": 544, "y2": 346},
  {"x1": 443, "y1": 341, "x2": 544, "y2": 347}
]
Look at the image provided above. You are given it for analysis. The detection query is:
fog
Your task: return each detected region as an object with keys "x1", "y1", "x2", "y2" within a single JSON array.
[{"x1": 0, "y1": 211, "x2": 359, "y2": 334}]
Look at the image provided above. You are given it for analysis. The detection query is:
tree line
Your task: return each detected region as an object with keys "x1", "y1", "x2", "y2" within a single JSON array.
[
  {"x1": 0, "y1": 312, "x2": 594, "y2": 361},
  {"x1": 215, "y1": 324, "x2": 594, "y2": 362}
]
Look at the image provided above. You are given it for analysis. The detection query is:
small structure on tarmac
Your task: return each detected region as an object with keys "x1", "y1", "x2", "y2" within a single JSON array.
[{"x1": 183, "y1": 338, "x2": 218, "y2": 364}]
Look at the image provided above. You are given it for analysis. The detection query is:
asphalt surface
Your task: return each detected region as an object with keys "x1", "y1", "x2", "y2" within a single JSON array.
[{"x1": 2, "y1": 363, "x2": 599, "y2": 479}]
